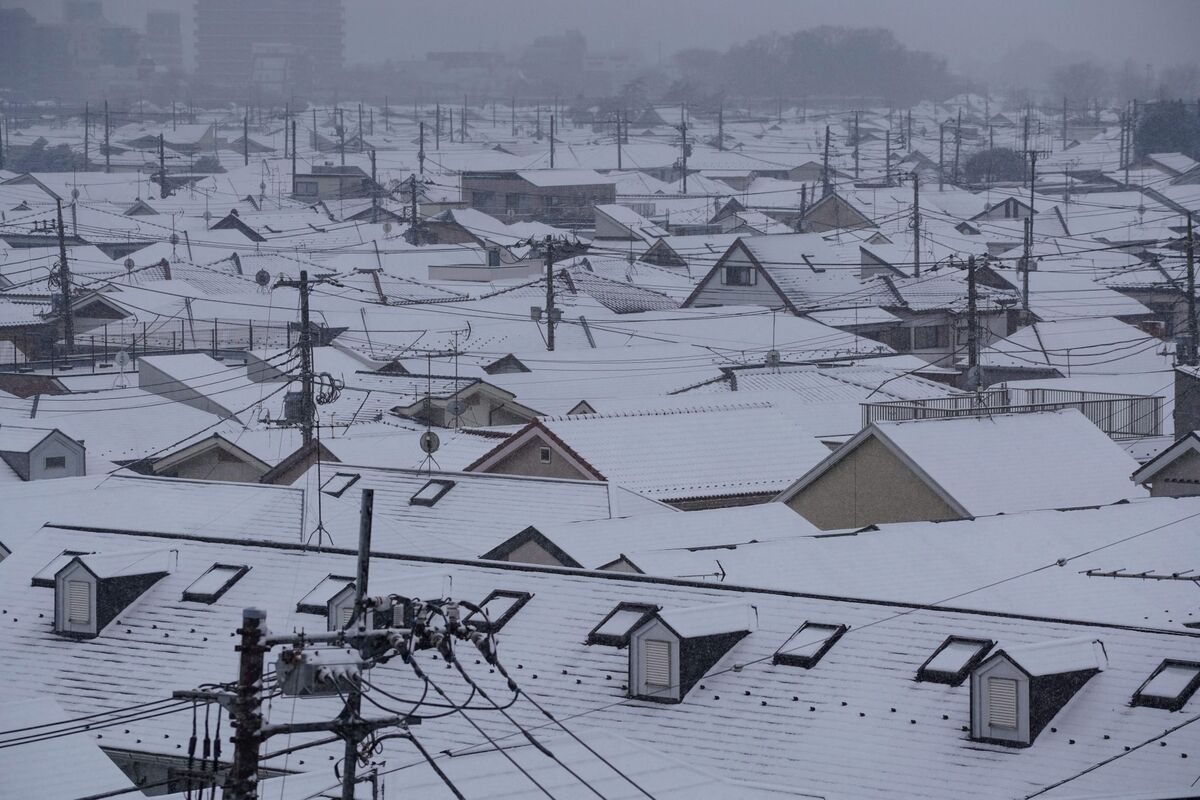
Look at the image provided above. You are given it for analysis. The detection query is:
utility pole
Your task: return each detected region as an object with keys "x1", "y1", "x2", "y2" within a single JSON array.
[
  {"x1": 549, "y1": 114, "x2": 555, "y2": 168},
  {"x1": 341, "y1": 489, "x2": 375, "y2": 800},
  {"x1": 1022, "y1": 111, "x2": 1031, "y2": 181},
  {"x1": 408, "y1": 174, "x2": 421, "y2": 245},
  {"x1": 449, "y1": 107, "x2": 454, "y2": 144},
  {"x1": 226, "y1": 608, "x2": 266, "y2": 800},
  {"x1": 938, "y1": 120, "x2": 945, "y2": 191},
  {"x1": 159, "y1": 134, "x2": 168, "y2": 199},
  {"x1": 418, "y1": 121, "x2": 426, "y2": 175},
  {"x1": 885, "y1": 130, "x2": 892, "y2": 187},
  {"x1": 55, "y1": 199, "x2": 75, "y2": 356},
  {"x1": 511, "y1": 98, "x2": 516, "y2": 137},
  {"x1": 1188, "y1": 211, "x2": 1198, "y2": 366},
  {"x1": 717, "y1": 104, "x2": 724, "y2": 151},
  {"x1": 1061, "y1": 96, "x2": 1068, "y2": 148},
  {"x1": 1021, "y1": 215, "x2": 1033, "y2": 322},
  {"x1": 243, "y1": 109, "x2": 249, "y2": 166},
  {"x1": 291, "y1": 120, "x2": 297, "y2": 190},
  {"x1": 853, "y1": 110, "x2": 860, "y2": 179},
  {"x1": 822, "y1": 125, "x2": 831, "y2": 196},
  {"x1": 543, "y1": 237, "x2": 557, "y2": 351},
  {"x1": 679, "y1": 106, "x2": 688, "y2": 193},
  {"x1": 357, "y1": 103, "x2": 363, "y2": 151},
  {"x1": 273, "y1": 271, "x2": 319, "y2": 446},
  {"x1": 966, "y1": 255, "x2": 980, "y2": 390},
  {"x1": 911, "y1": 173, "x2": 921, "y2": 276},
  {"x1": 953, "y1": 108, "x2": 962, "y2": 184},
  {"x1": 616, "y1": 113, "x2": 622, "y2": 169},
  {"x1": 104, "y1": 100, "x2": 110, "y2": 173},
  {"x1": 384, "y1": 95, "x2": 389, "y2": 132},
  {"x1": 338, "y1": 108, "x2": 345, "y2": 166},
  {"x1": 83, "y1": 102, "x2": 89, "y2": 169},
  {"x1": 369, "y1": 149, "x2": 378, "y2": 224}
]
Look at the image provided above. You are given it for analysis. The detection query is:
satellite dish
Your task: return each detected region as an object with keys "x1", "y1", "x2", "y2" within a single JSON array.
[
  {"x1": 447, "y1": 398, "x2": 466, "y2": 417},
  {"x1": 169, "y1": 233, "x2": 179, "y2": 246},
  {"x1": 383, "y1": 222, "x2": 393, "y2": 234},
  {"x1": 255, "y1": 269, "x2": 271, "y2": 287},
  {"x1": 123, "y1": 258, "x2": 135, "y2": 271},
  {"x1": 114, "y1": 350, "x2": 132, "y2": 369},
  {"x1": 419, "y1": 430, "x2": 441, "y2": 455}
]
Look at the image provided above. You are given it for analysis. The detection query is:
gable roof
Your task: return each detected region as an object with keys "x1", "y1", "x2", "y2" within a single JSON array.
[{"x1": 777, "y1": 409, "x2": 1145, "y2": 516}]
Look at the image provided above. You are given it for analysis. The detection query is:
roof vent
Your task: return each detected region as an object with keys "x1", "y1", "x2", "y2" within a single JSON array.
[
  {"x1": 628, "y1": 601, "x2": 754, "y2": 703},
  {"x1": 970, "y1": 637, "x2": 1106, "y2": 747}
]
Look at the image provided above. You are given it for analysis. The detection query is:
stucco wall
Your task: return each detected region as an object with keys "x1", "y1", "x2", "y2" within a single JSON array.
[
  {"x1": 785, "y1": 435, "x2": 961, "y2": 529},
  {"x1": 482, "y1": 437, "x2": 592, "y2": 481},
  {"x1": 686, "y1": 246, "x2": 787, "y2": 308},
  {"x1": 1149, "y1": 447, "x2": 1200, "y2": 497}
]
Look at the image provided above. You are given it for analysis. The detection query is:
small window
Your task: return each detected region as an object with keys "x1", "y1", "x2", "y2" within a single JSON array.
[
  {"x1": 44, "y1": 456, "x2": 67, "y2": 470},
  {"x1": 987, "y1": 677, "x2": 1019, "y2": 729},
  {"x1": 722, "y1": 265, "x2": 756, "y2": 286},
  {"x1": 464, "y1": 589, "x2": 532, "y2": 633},
  {"x1": 643, "y1": 639, "x2": 672, "y2": 688},
  {"x1": 917, "y1": 637, "x2": 994, "y2": 685},
  {"x1": 772, "y1": 622, "x2": 847, "y2": 669},
  {"x1": 1132, "y1": 660, "x2": 1200, "y2": 711},
  {"x1": 67, "y1": 580, "x2": 91, "y2": 624},
  {"x1": 297, "y1": 574, "x2": 355, "y2": 615},
  {"x1": 32, "y1": 550, "x2": 92, "y2": 588},
  {"x1": 183, "y1": 564, "x2": 249, "y2": 604},
  {"x1": 410, "y1": 479, "x2": 455, "y2": 507},
  {"x1": 321, "y1": 472, "x2": 360, "y2": 497},
  {"x1": 913, "y1": 325, "x2": 948, "y2": 350},
  {"x1": 538, "y1": 447, "x2": 552, "y2": 464},
  {"x1": 587, "y1": 602, "x2": 659, "y2": 647}
]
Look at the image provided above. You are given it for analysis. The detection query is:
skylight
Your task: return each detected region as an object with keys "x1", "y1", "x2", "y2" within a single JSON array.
[
  {"x1": 31, "y1": 550, "x2": 92, "y2": 588},
  {"x1": 917, "y1": 637, "x2": 994, "y2": 685},
  {"x1": 587, "y1": 603, "x2": 659, "y2": 647},
  {"x1": 182, "y1": 564, "x2": 249, "y2": 604},
  {"x1": 1132, "y1": 660, "x2": 1200, "y2": 711},
  {"x1": 297, "y1": 574, "x2": 355, "y2": 615},
  {"x1": 464, "y1": 590, "x2": 533, "y2": 633},
  {"x1": 410, "y1": 479, "x2": 455, "y2": 507},
  {"x1": 321, "y1": 472, "x2": 361, "y2": 497},
  {"x1": 773, "y1": 622, "x2": 847, "y2": 669}
]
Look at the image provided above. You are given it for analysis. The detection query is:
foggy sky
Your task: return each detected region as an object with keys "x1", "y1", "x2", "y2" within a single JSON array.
[{"x1": 4, "y1": 0, "x2": 1199, "y2": 78}]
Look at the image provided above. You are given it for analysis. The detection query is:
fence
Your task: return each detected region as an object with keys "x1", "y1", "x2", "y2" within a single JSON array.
[{"x1": 862, "y1": 387, "x2": 1164, "y2": 439}]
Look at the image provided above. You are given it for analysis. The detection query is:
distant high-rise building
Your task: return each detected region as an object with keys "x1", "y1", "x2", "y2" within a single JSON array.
[
  {"x1": 145, "y1": 10, "x2": 183, "y2": 74},
  {"x1": 194, "y1": 0, "x2": 344, "y2": 96}
]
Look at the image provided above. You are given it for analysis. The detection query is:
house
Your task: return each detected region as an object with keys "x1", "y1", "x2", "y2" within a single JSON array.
[
  {"x1": 798, "y1": 191, "x2": 876, "y2": 233},
  {"x1": 466, "y1": 404, "x2": 832, "y2": 509},
  {"x1": 775, "y1": 409, "x2": 1146, "y2": 530},
  {"x1": 291, "y1": 164, "x2": 377, "y2": 202},
  {"x1": 1131, "y1": 431, "x2": 1200, "y2": 497},
  {"x1": 0, "y1": 426, "x2": 86, "y2": 481},
  {"x1": 460, "y1": 169, "x2": 617, "y2": 225}
]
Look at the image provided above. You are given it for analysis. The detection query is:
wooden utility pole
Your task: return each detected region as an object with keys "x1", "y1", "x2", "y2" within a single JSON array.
[
  {"x1": 104, "y1": 100, "x2": 110, "y2": 173},
  {"x1": 966, "y1": 255, "x2": 980, "y2": 390},
  {"x1": 341, "y1": 490, "x2": 374, "y2": 800},
  {"x1": 911, "y1": 173, "x2": 921, "y2": 276},
  {"x1": 408, "y1": 174, "x2": 421, "y2": 244},
  {"x1": 549, "y1": 114, "x2": 555, "y2": 168},
  {"x1": 83, "y1": 103, "x2": 89, "y2": 169},
  {"x1": 885, "y1": 130, "x2": 892, "y2": 187},
  {"x1": 369, "y1": 149, "x2": 378, "y2": 223},
  {"x1": 1021, "y1": 216, "x2": 1033, "y2": 322},
  {"x1": 158, "y1": 134, "x2": 168, "y2": 199},
  {"x1": 273, "y1": 271, "x2": 318, "y2": 445},
  {"x1": 938, "y1": 121, "x2": 945, "y2": 191},
  {"x1": 226, "y1": 608, "x2": 266, "y2": 800},
  {"x1": 55, "y1": 199, "x2": 75, "y2": 356},
  {"x1": 243, "y1": 110, "x2": 249, "y2": 166}
]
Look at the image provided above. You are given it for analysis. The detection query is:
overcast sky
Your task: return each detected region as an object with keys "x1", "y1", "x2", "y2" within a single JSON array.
[{"x1": 5, "y1": 0, "x2": 1199, "y2": 75}]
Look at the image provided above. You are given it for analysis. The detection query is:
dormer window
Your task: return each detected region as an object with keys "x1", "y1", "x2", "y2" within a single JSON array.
[
  {"x1": 410, "y1": 479, "x2": 455, "y2": 507},
  {"x1": 464, "y1": 590, "x2": 533, "y2": 633},
  {"x1": 182, "y1": 564, "x2": 249, "y2": 604},
  {"x1": 587, "y1": 603, "x2": 659, "y2": 647},
  {"x1": 772, "y1": 622, "x2": 846, "y2": 669},
  {"x1": 321, "y1": 472, "x2": 360, "y2": 497},
  {"x1": 1132, "y1": 660, "x2": 1200, "y2": 711},
  {"x1": 628, "y1": 602, "x2": 753, "y2": 704},
  {"x1": 917, "y1": 637, "x2": 994, "y2": 685},
  {"x1": 53, "y1": 553, "x2": 169, "y2": 639},
  {"x1": 722, "y1": 265, "x2": 756, "y2": 286}
]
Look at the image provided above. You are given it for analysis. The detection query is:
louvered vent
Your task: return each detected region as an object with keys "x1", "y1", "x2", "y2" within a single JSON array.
[
  {"x1": 67, "y1": 580, "x2": 90, "y2": 624},
  {"x1": 644, "y1": 639, "x2": 671, "y2": 688},
  {"x1": 339, "y1": 605, "x2": 355, "y2": 628},
  {"x1": 988, "y1": 677, "x2": 1018, "y2": 729}
]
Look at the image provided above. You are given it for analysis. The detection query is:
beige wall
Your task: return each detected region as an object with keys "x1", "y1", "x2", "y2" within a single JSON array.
[
  {"x1": 687, "y1": 246, "x2": 787, "y2": 308},
  {"x1": 159, "y1": 448, "x2": 266, "y2": 483},
  {"x1": 1149, "y1": 448, "x2": 1200, "y2": 497},
  {"x1": 505, "y1": 539, "x2": 568, "y2": 566},
  {"x1": 482, "y1": 437, "x2": 592, "y2": 481},
  {"x1": 803, "y1": 196, "x2": 872, "y2": 233},
  {"x1": 785, "y1": 435, "x2": 961, "y2": 529}
]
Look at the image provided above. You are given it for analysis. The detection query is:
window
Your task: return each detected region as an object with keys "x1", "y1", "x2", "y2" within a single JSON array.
[
  {"x1": 32, "y1": 550, "x2": 92, "y2": 588},
  {"x1": 587, "y1": 603, "x2": 659, "y2": 647},
  {"x1": 295, "y1": 181, "x2": 318, "y2": 196},
  {"x1": 182, "y1": 564, "x2": 249, "y2": 604},
  {"x1": 988, "y1": 677, "x2": 1019, "y2": 729},
  {"x1": 912, "y1": 325, "x2": 948, "y2": 350},
  {"x1": 917, "y1": 637, "x2": 994, "y2": 685},
  {"x1": 410, "y1": 479, "x2": 455, "y2": 507},
  {"x1": 44, "y1": 456, "x2": 67, "y2": 470},
  {"x1": 321, "y1": 472, "x2": 360, "y2": 497},
  {"x1": 67, "y1": 580, "x2": 91, "y2": 624},
  {"x1": 538, "y1": 446, "x2": 552, "y2": 464},
  {"x1": 1132, "y1": 660, "x2": 1200, "y2": 711},
  {"x1": 464, "y1": 590, "x2": 533, "y2": 633},
  {"x1": 722, "y1": 265, "x2": 756, "y2": 286},
  {"x1": 297, "y1": 574, "x2": 355, "y2": 615},
  {"x1": 643, "y1": 639, "x2": 672, "y2": 688},
  {"x1": 773, "y1": 622, "x2": 847, "y2": 668}
]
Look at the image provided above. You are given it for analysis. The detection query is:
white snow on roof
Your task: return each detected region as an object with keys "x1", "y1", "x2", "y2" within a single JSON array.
[{"x1": 1001, "y1": 637, "x2": 1107, "y2": 677}]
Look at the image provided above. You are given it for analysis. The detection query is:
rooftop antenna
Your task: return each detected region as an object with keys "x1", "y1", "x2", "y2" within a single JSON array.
[{"x1": 418, "y1": 351, "x2": 441, "y2": 474}]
